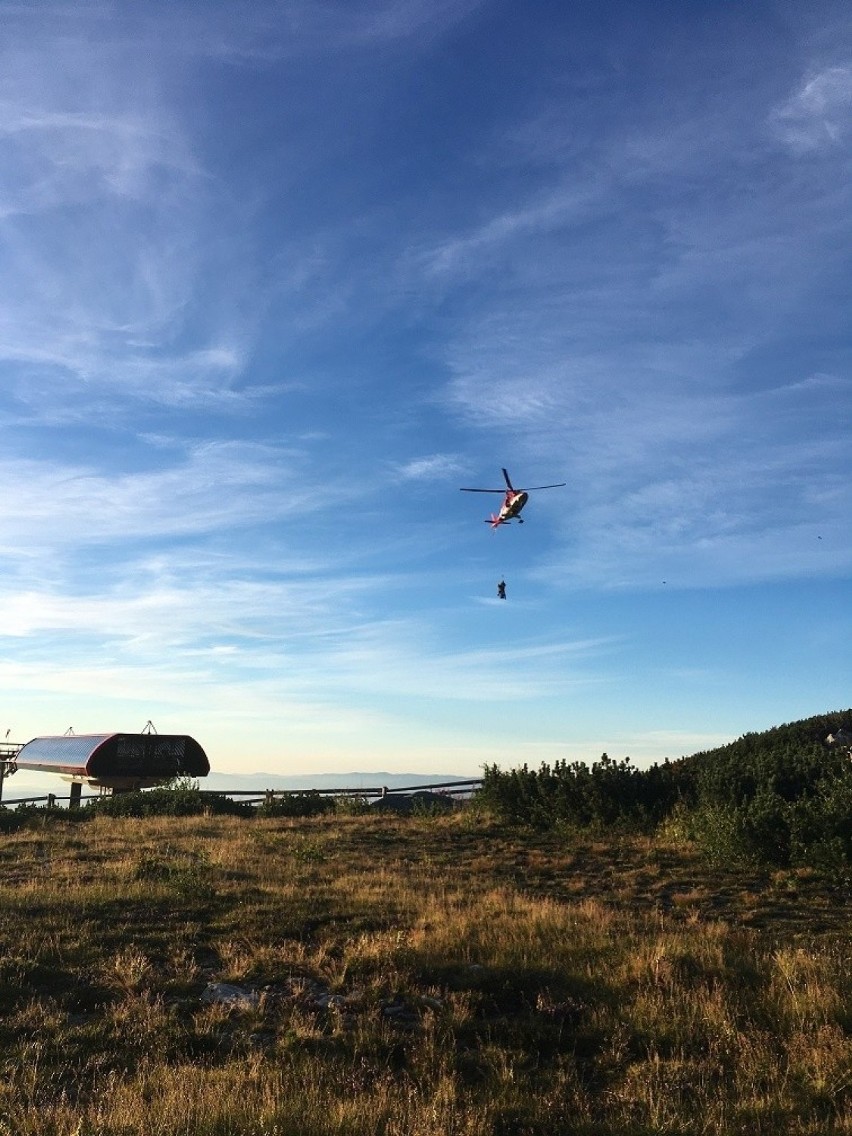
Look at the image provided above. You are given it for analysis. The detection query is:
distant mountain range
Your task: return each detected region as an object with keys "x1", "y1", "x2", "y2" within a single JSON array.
[
  {"x1": 1, "y1": 769, "x2": 478, "y2": 802},
  {"x1": 202, "y1": 771, "x2": 478, "y2": 793}
]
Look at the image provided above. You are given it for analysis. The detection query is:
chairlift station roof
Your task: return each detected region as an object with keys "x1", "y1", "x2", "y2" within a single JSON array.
[{"x1": 15, "y1": 732, "x2": 210, "y2": 790}]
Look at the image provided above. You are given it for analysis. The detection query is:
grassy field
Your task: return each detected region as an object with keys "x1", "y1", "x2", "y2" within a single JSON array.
[{"x1": 1, "y1": 807, "x2": 850, "y2": 1134}]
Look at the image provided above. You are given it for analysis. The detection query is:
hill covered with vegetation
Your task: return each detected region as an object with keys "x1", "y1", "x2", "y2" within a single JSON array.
[{"x1": 478, "y1": 709, "x2": 852, "y2": 876}]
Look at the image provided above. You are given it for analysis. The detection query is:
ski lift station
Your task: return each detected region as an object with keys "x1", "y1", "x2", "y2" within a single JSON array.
[{"x1": 9, "y1": 731, "x2": 210, "y2": 804}]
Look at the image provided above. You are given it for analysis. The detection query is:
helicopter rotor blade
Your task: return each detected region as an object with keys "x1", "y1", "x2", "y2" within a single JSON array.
[{"x1": 460, "y1": 471, "x2": 566, "y2": 493}]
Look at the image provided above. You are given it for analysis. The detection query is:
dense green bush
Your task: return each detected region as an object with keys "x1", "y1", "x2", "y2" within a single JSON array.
[
  {"x1": 684, "y1": 711, "x2": 852, "y2": 873},
  {"x1": 789, "y1": 769, "x2": 852, "y2": 874},
  {"x1": 86, "y1": 782, "x2": 253, "y2": 818},
  {"x1": 255, "y1": 790, "x2": 334, "y2": 818},
  {"x1": 0, "y1": 804, "x2": 33, "y2": 833},
  {"x1": 685, "y1": 790, "x2": 793, "y2": 867},
  {"x1": 683, "y1": 773, "x2": 852, "y2": 878},
  {"x1": 0, "y1": 803, "x2": 77, "y2": 833},
  {"x1": 333, "y1": 793, "x2": 371, "y2": 816},
  {"x1": 480, "y1": 710, "x2": 852, "y2": 876},
  {"x1": 478, "y1": 753, "x2": 686, "y2": 832}
]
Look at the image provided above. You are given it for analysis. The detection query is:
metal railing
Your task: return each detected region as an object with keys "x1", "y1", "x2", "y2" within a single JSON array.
[
  {"x1": 207, "y1": 778, "x2": 483, "y2": 803},
  {"x1": 0, "y1": 777, "x2": 483, "y2": 810},
  {"x1": 1, "y1": 792, "x2": 101, "y2": 808}
]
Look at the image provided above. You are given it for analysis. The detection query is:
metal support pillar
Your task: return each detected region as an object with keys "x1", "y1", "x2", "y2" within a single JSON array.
[
  {"x1": 69, "y1": 782, "x2": 83, "y2": 810},
  {"x1": 0, "y1": 760, "x2": 16, "y2": 804}
]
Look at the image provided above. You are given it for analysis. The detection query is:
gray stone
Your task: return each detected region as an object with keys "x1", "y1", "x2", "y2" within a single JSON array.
[{"x1": 200, "y1": 982, "x2": 260, "y2": 1009}]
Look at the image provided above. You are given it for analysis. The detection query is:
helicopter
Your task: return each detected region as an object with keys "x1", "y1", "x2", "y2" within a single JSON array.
[{"x1": 460, "y1": 468, "x2": 566, "y2": 528}]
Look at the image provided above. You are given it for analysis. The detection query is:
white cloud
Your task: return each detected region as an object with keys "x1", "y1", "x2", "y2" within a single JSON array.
[
  {"x1": 197, "y1": 0, "x2": 487, "y2": 59},
  {"x1": 405, "y1": 63, "x2": 852, "y2": 593},
  {"x1": 417, "y1": 183, "x2": 599, "y2": 280},
  {"x1": 395, "y1": 453, "x2": 466, "y2": 480},
  {"x1": 334, "y1": 0, "x2": 485, "y2": 47},
  {"x1": 0, "y1": 442, "x2": 336, "y2": 551},
  {"x1": 287, "y1": 620, "x2": 617, "y2": 702},
  {"x1": 0, "y1": 573, "x2": 373, "y2": 652},
  {"x1": 437, "y1": 304, "x2": 852, "y2": 588},
  {"x1": 0, "y1": 102, "x2": 200, "y2": 211},
  {"x1": 771, "y1": 65, "x2": 852, "y2": 151},
  {"x1": 0, "y1": 18, "x2": 262, "y2": 417}
]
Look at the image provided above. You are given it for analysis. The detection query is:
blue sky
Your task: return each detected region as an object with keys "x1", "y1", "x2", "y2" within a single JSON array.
[{"x1": 1, "y1": 0, "x2": 850, "y2": 780}]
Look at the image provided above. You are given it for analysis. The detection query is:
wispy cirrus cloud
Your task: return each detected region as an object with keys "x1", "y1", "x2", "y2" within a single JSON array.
[
  {"x1": 251, "y1": 620, "x2": 616, "y2": 703},
  {"x1": 403, "y1": 50, "x2": 852, "y2": 592},
  {"x1": 395, "y1": 453, "x2": 466, "y2": 480},
  {"x1": 0, "y1": 571, "x2": 380, "y2": 647},
  {"x1": 305, "y1": 0, "x2": 485, "y2": 49},
  {"x1": 0, "y1": 16, "x2": 262, "y2": 418},
  {"x1": 0, "y1": 442, "x2": 336, "y2": 552},
  {"x1": 192, "y1": 0, "x2": 487, "y2": 60},
  {"x1": 417, "y1": 182, "x2": 600, "y2": 280},
  {"x1": 0, "y1": 566, "x2": 615, "y2": 767},
  {"x1": 770, "y1": 64, "x2": 852, "y2": 151}
]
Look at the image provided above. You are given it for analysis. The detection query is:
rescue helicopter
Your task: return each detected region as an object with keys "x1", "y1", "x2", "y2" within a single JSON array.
[{"x1": 460, "y1": 468, "x2": 566, "y2": 528}]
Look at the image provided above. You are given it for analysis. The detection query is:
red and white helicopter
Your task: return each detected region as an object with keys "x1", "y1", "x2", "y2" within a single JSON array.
[{"x1": 460, "y1": 468, "x2": 566, "y2": 528}]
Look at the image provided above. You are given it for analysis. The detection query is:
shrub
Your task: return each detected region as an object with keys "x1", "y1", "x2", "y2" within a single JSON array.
[
  {"x1": 788, "y1": 770, "x2": 852, "y2": 879},
  {"x1": 478, "y1": 754, "x2": 684, "y2": 831},
  {"x1": 87, "y1": 783, "x2": 252, "y2": 818},
  {"x1": 255, "y1": 791, "x2": 334, "y2": 818},
  {"x1": 477, "y1": 710, "x2": 852, "y2": 878},
  {"x1": 0, "y1": 803, "x2": 82, "y2": 833},
  {"x1": 334, "y1": 794, "x2": 371, "y2": 816},
  {"x1": 0, "y1": 804, "x2": 39, "y2": 833}
]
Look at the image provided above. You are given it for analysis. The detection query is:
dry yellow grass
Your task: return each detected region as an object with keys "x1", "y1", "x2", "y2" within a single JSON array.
[{"x1": 0, "y1": 809, "x2": 849, "y2": 1134}]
